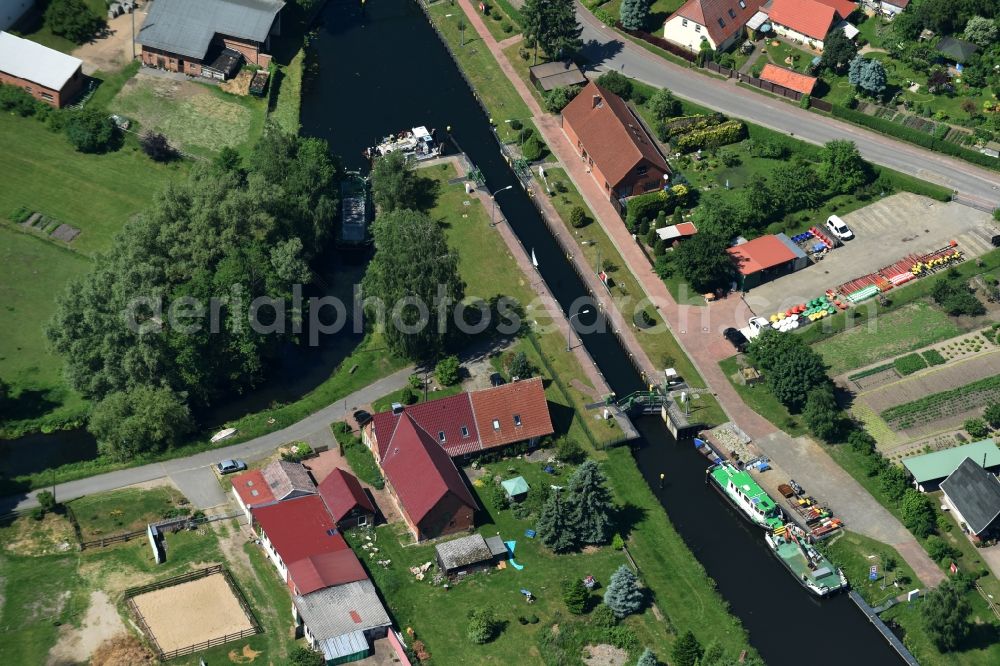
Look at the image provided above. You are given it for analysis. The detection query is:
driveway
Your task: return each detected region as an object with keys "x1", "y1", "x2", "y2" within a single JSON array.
[
  {"x1": 747, "y1": 194, "x2": 997, "y2": 311},
  {"x1": 72, "y1": 9, "x2": 147, "y2": 75},
  {"x1": 170, "y1": 467, "x2": 228, "y2": 509}
]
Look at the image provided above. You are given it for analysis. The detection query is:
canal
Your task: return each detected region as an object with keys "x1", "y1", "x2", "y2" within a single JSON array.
[{"x1": 302, "y1": 0, "x2": 901, "y2": 663}]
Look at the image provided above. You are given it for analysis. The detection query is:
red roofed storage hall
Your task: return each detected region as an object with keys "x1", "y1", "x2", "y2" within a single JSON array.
[
  {"x1": 727, "y1": 233, "x2": 808, "y2": 290},
  {"x1": 319, "y1": 468, "x2": 377, "y2": 528}
]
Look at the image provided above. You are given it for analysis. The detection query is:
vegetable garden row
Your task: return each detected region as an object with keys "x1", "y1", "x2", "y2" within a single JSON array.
[{"x1": 880, "y1": 375, "x2": 1000, "y2": 430}]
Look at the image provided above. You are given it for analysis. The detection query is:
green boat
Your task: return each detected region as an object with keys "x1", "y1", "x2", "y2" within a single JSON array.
[
  {"x1": 766, "y1": 525, "x2": 848, "y2": 597},
  {"x1": 706, "y1": 462, "x2": 784, "y2": 531}
]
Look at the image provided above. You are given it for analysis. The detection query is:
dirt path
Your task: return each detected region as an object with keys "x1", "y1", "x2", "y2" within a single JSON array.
[
  {"x1": 46, "y1": 590, "x2": 125, "y2": 666},
  {"x1": 71, "y1": 10, "x2": 147, "y2": 75}
]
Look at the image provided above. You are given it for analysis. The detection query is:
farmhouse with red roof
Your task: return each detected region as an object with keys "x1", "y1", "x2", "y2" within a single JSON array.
[
  {"x1": 765, "y1": 0, "x2": 857, "y2": 48},
  {"x1": 663, "y1": 0, "x2": 767, "y2": 53}
]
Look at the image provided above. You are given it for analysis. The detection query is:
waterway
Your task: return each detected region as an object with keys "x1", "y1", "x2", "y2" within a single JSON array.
[{"x1": 301, "y1": 0, "x2": 901, "y2": 663}]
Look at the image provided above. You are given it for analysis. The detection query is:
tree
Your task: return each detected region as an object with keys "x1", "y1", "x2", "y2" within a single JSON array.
[
  {"x1": 879, "y1": 463, "x2": 909, "y2": 502},
  {"x1": 925, "y1": 535, "x2": 961, "y2": 564},
  {"x1": 569, "y1": 205, "x2": 588, "y2": 228},
  {"x1": 648, "y1": 87, "x2": 681, "y2": 121},
  {"x1": 434, "y1": 355, "x2": 461, "y2": 386},
  {"x1": 213, "y1": 146, "x2": 242, "y2": 173},
  {"x1": 562, "y1": 577, "x2": 589, "y2": 614},
  {"x1": 591, "y1": 603, "x2": 617, "y2": 628},
  {"x1": 140, "y1": 132, "x2": 178, "y2": 162},
  {"x1": 770, "y1": 161, "x2": 823, "y2": 213},
  {"x1": 920, "y1": 578, "x2": 972, "y2": 652},
  {"x1": 371, "y1": 151, "x2": 420, "y2": 213},
  {"x1": 901, "y1": 488, "x2": 936, "y2": 538},
  {"x1": 820, "y1": 28, "x2": 858, "y2": 74},
  {"x1": 965, "y1": 417, "x2": 989, "y2": 439},
  {"x1": 931, "y1": 277, "x2": 986, "y2": 316},
  {"x1": 37, "y1": 490, "x2": 58, "y2": 513},
  {"x1": 819, "y1": 140, "x2": 870, "y2": 194},
  {"x1": 762, "y1": 343, "x2": 829, "y2": 412},
  {"x1": 555, "y1": 436, "x2": 585, "y2": 464},
  {"x1": 289, "y1": 646, "x2": 324, "y2": 666},
  {"x1": 671, "y1": 232, "x2": 736, "y2": 294},
  {"x1": 603, "y1": 564, "x2": 643, "y2": 618},
  {"x1": 508, "y1": 350, "x2": 533, "y2": 378},
  {"x1": 567, "y1": 460, "x2": 615, "y2": 545},
  {"x1": 596, "y1": 70, "x2": 633, "y2": 100},
  {"x1": 671, "y1": 630, "x2": 704, "y2": 666},
  {"x1": 521, "y1": 0, "x2": 582, "y2": 63},
  {"x1": 467, "y1": 608, "x2": 502, "y2": 644},
  {"x1": 64, "y1": 108, "x2": 115, "y2": 153},
  {"x1": 803, "y1": 385, "x2": 841, "y2": 440},
  {"x1": 984, "y1": 402, "x2": 1000, "y2": 429},
  {"x1": 848, "y1": 56, "x2": 888, "y2": 98},
  {"x1": 364, "y1": 209, "x2": 464, "y2": 360},
  {"x1": 739, "y1": 173, "x2": 772, "y2": 227},
  {"x1": 45, "y1": 0, "x2": 103, "y2": 44},
  {"x1": 521, "y1": 133, "x2": 545, "y2": 161},
  {"x1": 543, "y1": 85, "x2": 580, "y2": 113},
  {"x1": 87, "y1": 386, "x2": 194, "y2": 462},
  {"x1": 537, "y1": 489, "x2": 578, "y2": 553},
  {"x1": 636, "y1": 648, "x2": 658, "y2": 666},
  {"x1": 619, "y1": 0, "x2": 651, "y2": 31},
  {"x1": 963, "y1": 16, "x2": 998, "y2": 47}
]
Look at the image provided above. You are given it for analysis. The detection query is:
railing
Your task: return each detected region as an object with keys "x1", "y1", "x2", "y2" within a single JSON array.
[
  {"x1": 160, "y1": 627, "x2": 261, "y2": 660},
  {"x1": 847, "y1": 590, "x2": 920, "y2": 666},
  {"x1": 79, "y1": 511, "x2": 241, "y2": 550}
]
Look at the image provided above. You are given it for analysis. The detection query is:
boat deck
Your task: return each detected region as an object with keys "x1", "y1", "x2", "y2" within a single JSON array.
[{"x1": 773, "y1": 538, "x2": 844, "y2": 592}]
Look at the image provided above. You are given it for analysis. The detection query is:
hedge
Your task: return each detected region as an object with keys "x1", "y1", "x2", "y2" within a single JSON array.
[
  {"x1": 893, "y1": 353, "x2": 927, "y2": 376},
  {"x1": 663, "y1": 113, "x2": 725, "y2": 139},
  {"x1": 827, "y1": 105, "x2": 1000, "y2": 172},
  {"x1": 874, "y1": 167, "x2": 952, "y2": 202},
  {"x1": 674, "y1": 119, "x2": 747, "y2": 152},
  {"x1": 494, "y1": 0, "x2": 522, "y2": 25}
]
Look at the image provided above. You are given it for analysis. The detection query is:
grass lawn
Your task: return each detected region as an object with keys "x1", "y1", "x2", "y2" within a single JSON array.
[
  {"x1": 719, "y1": 356, "x2": 808, "y2": 437},
  {"x1": 760, "y1": 39, "x2": 816, "y2": 74},
  {"x1": 269, "y1": 48, "x2": 305, "y2": 134},
  {"x1": 822, "y1": 530, "x2": 922, "y2": 604},
  {"x1": 88, "y1": 61, "x2": 142, "y2": 110},
  {"x1": 599, "y1": 0, "x2": 685, "y2": 32},
  {"x1": 9, "y1": 0, "x2": 106, "y2": 53},
  {"x1": 479, "y1": 3, "x2": 520, "y2": 42},
  {"x1": 0, "y1": 230, "x2": 91, "y2": 437},
  {"x1": 331, "y1": 423, "x2": 384, "y2": 488},
  {"x1": 68, "y1": 485, "x2": 186, "y2": 540},
  {"x1": 813, "y1": 300, "x2": 962, "y2": 376},
  {"x1": 0, "y1": 113, "x2": 188, "y2": 257},
  {"x1": 113, "y1": 74, "x2": 268, "y2": 157}
]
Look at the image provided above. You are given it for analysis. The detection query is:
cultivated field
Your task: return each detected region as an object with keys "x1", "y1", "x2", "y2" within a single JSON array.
[{"x1": 131, "y1": 572, "x2": 255, "y2": 653}]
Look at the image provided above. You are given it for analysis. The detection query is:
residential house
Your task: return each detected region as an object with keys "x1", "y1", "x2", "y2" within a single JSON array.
[
  {"x1": 377, "y1": 412, "x2": 478, "y2": 541},
  {"x1": 561, "y1": 81, "x2": 672, "y2": 200},
  {"x1": 662, "y1": 0, "x2": 767, "y2": 53},
  {"x1": 262, "y1": 460, "x2": 317, "y2": 502},
  {"x1": 231, "y1": 469, "x2": 278, "y2": 522},
  {"x1": 434, "y1": 533, "x2": 508, "y2": 578},
  {"x1": 0, "y1": 31, "x2": 84, "y2": 107},
  {"x1": 759, "y1": 63, "x2": 818, "y2": 95},
  {"x1": 293, "y1": 580, "x2": 392, "y2": 664},
  {"x1": 765, "y1": 0, "x2": 856, "y2": 49},
  {"x1": 727, "y1": 233, "x2": 808, "y2": 290},
  {"x1": 318, "y1": 468, "x2": 377, "y2": 528},
  {"x1": 0, "y1": 0, "x2": 33, "y2": 31},
  {"x1": 941, "y1": 458, "x2": 1000, "y2": 542},
  {"x1": 137, "y1": 0, "x2": 284, "y2": 80},
  {"x1": 902, "y1": 439, "x2": 1000, "y2": 492}
]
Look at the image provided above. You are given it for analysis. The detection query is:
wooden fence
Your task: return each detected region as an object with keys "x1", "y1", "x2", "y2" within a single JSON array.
[{"x1": 79, "y1": 511, "x2": 240, "y2": 550}]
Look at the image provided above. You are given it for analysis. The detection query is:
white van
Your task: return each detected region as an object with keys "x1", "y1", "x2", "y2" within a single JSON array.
[{"x1": 825, "y1": 215, "x2": 854, "y2": 240}]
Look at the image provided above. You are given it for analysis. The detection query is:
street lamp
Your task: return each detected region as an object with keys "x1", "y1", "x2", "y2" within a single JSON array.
[
  {"x1": 566, "y1": 307, "x2": 593, "y2": 351},
  {"x1": 489, "y1": 185, "x2": 514, "y2": 227}
]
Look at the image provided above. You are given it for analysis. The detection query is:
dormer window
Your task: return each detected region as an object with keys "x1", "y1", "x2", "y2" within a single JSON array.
[
  {"x1": 438, "y1": 431, "x2": 446, "y2": 442},
  {"x1": 717, "y1": 18, "x2": 725, "y2": 29},
  {"x1": 514, "y1": 414, "x2": 522, "y2": 427},
  {"x1": 728, "y1": 9, "x2": 736, "y2": 19},
  {"x1": 492, "y1": 419, "x2": 501, "y2": 431},
  {"x1": 461, "y1": 426, "x2": 469, "y2": 437},
  {"x1": 739, "y1": 0, "x2": 746, "y2": 7}
]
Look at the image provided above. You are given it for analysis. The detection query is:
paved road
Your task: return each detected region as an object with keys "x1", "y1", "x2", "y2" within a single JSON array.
[
  {"x1": 1, "y1": 367, "x2": 415, "y2": 513},
  {"x1": 576, "y1": 5, "x2": 1000, "y2": 209}
]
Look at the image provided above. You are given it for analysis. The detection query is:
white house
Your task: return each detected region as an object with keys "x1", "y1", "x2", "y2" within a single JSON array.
[
  {"x1": 663, "y1": 0, "x2": 766, "y2": 53},
  {"x1": 765, "y1": 0, "x2": 857, "y2": 50}
]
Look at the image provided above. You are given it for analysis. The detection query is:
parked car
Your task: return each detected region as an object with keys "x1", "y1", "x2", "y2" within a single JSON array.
[
  {"x1": 216, "y1": 459, "x2": 247, "y2": 475},
  {"x1": 723, "y1": 327, "x2": 749, "y2": 353},
  {"x1": 489, "y1": 372, "x2": 506, "y2": 387},
  {"x1": 825, "y1": 215, "x2": 853, "y2": 240},
  {"x1": 353, "y1": 409, "x2": 373, "y2": 426}
]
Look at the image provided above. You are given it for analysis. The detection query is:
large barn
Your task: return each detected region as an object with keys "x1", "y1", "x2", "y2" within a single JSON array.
[{"x1": 0, "y1": 31, "x2": 84, "y2": 107}]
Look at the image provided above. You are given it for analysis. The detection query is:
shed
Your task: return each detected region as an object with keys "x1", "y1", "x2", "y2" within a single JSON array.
[
  {"x1": 759, "y1": 64, "x2": 817, "y2": 96},
  {"x1": 435, "y1": 533, "x2": 506, "y2": 577},
  {"x1": 727, "y1": 233, "x2": 808, "y2": 290},
  {"x1": 656, "y1": 221, "x2": 698, "y2": 242},
  {"x1": 936, "y1": 37, "x2": 978, "y2": 64},
  {"x1": 529, "y1": 61, "x2": 587, "y2": 92},
  {"x1": 902, "y1": 439, "x2": 1000, "y2": 492},
  {"x1": 941, "y1": 458, "x2": 1000, "y2": 540},
  {"x1": 501, "y1": 476, "x2": 530, "y2": 502}
]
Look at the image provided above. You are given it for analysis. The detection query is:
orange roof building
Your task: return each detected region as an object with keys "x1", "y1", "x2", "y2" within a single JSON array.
[
  {"x1": 759, "y1": 63, "x2": 818, "y2": 95},
  {"x1": 766, "y1": 0, "x2": 842, "y2": 45},
  {"x1": 561, "y1": 81, "x2": 672, "y2": 199},
  {"x1": 726, "y1": 233, "x2": 808, "y2": 289}
]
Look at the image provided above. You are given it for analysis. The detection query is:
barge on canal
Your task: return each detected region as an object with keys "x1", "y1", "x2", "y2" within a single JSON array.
[
  {"x1": 706, "y1": 462, "x2": 784, "y2": 531},
  {"x1": 766, "y1": 524, "x2": 848, "y2": 597},
  {"x1": 339, "y1": 171, "x2": 370, "y2": 246},
  {"x1": 368, "y1": 126, "x2": 440, "y2": 162}
]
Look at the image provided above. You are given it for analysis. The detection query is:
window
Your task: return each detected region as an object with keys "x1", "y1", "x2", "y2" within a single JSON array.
[
  {"x1": 694, "y1": 25, "x2": 701, "y2": 32},
  {"x1": 682, "y1": 18, "x2": 688, "y2": 27},
  {"x1": 40, "y1": 92, "x2": 53, "y2": 101},
  {"x1": 739, "y1": 0, "x2": 746, "y2": 7},
  {"x1": 636, "y1": 165, "x2": 649, "y2": 176},
  {"x1": 717, "y1": 18, "x2": 726, "y2": 29},
  {"x1": 326, "y1": 528, "x2": 337, "y2": 536},
  {"x1": 250, "y1": 489, "x2": 259, "y2": 497},
  {"x1": 492, "y1": 419, "x2": 501, "y2": 431},
  {"x1": 514, "y1": 414, "x2": 522, "y2": 427},
  {"x1": 728, "y1": 9, "x2": 736, "y2": 19},
  {"x1": 461, "y1": 426, "x2": 470, "y2": 438},
  {"x1": 438, "y1": 431, "x2": 446, "y2": 442}
]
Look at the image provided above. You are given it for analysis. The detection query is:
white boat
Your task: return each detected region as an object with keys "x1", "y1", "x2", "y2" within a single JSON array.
[
  {"x1": 211, "y1": 427, "x2": 237, "y2": 443},
  {"x1": 370, "y1": 126, "x2": 440, "y2": 162}
]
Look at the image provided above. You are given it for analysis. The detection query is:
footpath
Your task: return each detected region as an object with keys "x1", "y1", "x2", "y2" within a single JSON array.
[{"x1": 452, "y1": 0, "x2": 945, "y2": 587}]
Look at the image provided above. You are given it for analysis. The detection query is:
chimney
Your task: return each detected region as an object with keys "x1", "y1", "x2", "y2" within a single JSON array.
[
  {"x1": 391, "y1": 402, "x2": 404, "y2": 414},
  {"x1": 592, "y1": 95, "x2": 602, "y2": 108}
]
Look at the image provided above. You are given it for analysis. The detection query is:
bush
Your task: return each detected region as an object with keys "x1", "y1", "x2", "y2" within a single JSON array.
[
  {"x1": 45, "y1": 0, "x2": 104, "y2": 44},
  {"x1": 0, "y1": 83, "x2": 43, "y2": 117},
  {"x1": 36, "y1": 490, "x2": 58, "y2": 513},
  {"x1": 521, "y1": 133, "x2": 545, "y2": 161},
  {"x1": 289, "y1": 646, "x2": 324, "y2": 666},
  {"x1": 901, "y1": 489, "x2": 936, "y2": 538},
  {"x1": 569, "y1": 205, "x2": 588, "y2": 228},
  {"x1": 591, "y1": 603, "x2": 617, "y2": 628},
  {"x1": 140, "y1": 132, "x2": 178, "y2": 162},
  {"x1": 435, "y1": 355, "x2": 461, "y2": 386},
  {"x1": 674, "y1": 119, "x2": 747, "y2": 152},
  {"x1": 965, "y1": 417, "x2": 989, "y2": 439},
  {"x1": 467, "y1": 608, "x2": 502, "y2": 644},
  {"x1": 984, "y1": 402, "x2": 1000, "y2": 429},
  {"x1": 925, "y1": 535, "x2": 961, "y2": 564},
  {"x1": 555, "y1": 436, "x2": 585, "y2": 464},
  {"x1": 507, "y1": 350, "x2": 533, "y2": 378},
  {"x1": 543, "y1": 85, "x2": 581, "y2": 113},
  {"x1": 893, "y1": 353, "x2": 927, "y2": 376},
  {"x1": 64, "y1": 108, "x2": 116, "y2": 154},
  {"x1": 400, "y1": 387, "x2": 418, "y2": 405},
  {"x1": 932, "y1": 277, "x2": 986, "y2": 316},
  {"x1": 596, "y1": 70, "x2": 632, "y2": 100},
  {"x1": 611, "y1": 533, "x2": 624, "y2": 550},
  {"x1": 922, "y1": 349, "x2": 946, "y2": 366},
  {"x1": 562, "y1": 578, "x2": 589, "y2": 614}
]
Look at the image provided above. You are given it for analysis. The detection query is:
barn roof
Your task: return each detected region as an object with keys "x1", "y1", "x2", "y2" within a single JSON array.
[
  {"x1": 137, "y1": 0, "x2": 285, "y2": 60},
  {"x1": 759, "y1": 64, "x2": 817, "y2": 95},
  {"x1": 294, "y1": 580, "x2": 391, "y2": 644},
  {"x1": 261, "y1": 460, "x2": 316, "y2": 501},
  {"x1": 0, "y1": 31, "x2": 82, "y2": 91},
  {"x1": 435, "y1": 533, "x2": 494, "y2": 571},
  {"x1": 230, "y1": 469, "x2": 276, "y2": 508},
  {"x1": 903, "y1": 439, "x2": 1000, "y2": 484},
  {"x1": 319, "y1": 468, "x2": 376, "y2": 523},
  {"x1": 941, "y1": 458, "x2": 1000, "y2": 535},
  {"x1": 727, "y1": 234, "x2": 802, "y2": 275}
]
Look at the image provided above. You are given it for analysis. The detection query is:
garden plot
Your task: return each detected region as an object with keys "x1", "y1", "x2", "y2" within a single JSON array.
[{"x1": 935, "y1": 329, "x2": 997, "y2": 362}]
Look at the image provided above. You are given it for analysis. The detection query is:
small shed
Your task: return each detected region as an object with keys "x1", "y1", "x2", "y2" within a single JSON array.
[
  {"x1": 435, "y1": 533, "x2": 508, "y2": 578},
  {"x1": 936, "y1": 37, "x2": 978, "y2": 65},
  {"x1": 727, "y1": 233, "x2": 808, "y2": 290},
  {"x1": 529, "y1": 61, "x2": 587, "y2": 92},
  {"x1": 501, "y1": 476, "x2": 530, "y2": 502}
]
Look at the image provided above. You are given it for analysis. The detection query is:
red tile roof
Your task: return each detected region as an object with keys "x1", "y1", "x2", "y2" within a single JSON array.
[
  {"x1": 881, "y1": 0, "x2": 908, "y2": 7},
  {"x1": 767, "y1": 0, "x2": 837, "y2": 41},
  {"x1": 288, "y1": 549, "x2": 367, "y2": 595},
  {"x1": 371, "y1": 393, "x2": 478, "y2": 458},
  {"x1": 813, "y1": 0, "x2": 857, "y2": 19},
  {"x1": 319, "y1": 468, "x2": 376, "y2": 523},
  {"x1": 675, "y1": 0, "x2": 768, "y2": 47},
  {"x1": 759, "y1": 63, "x2": 818, "y2": 95},
  {"x1": 727, "y1": 235, "x2": 799, "y2": 275},
  {"x1": 561, "y1": 81, "x2": 670, "y2": 189},
  {"x1": 231, "y1": 469, "x2": 276, "y2": 508},
  {"x1": 676, "y1": 222, "x2": 698, "y2": 237},
  {"x1": 380, "y1": 413, "x2": 477, "y2": 526},
  {"x1": 470, "y1": 377, "x2": 554, "y2": 451}
]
